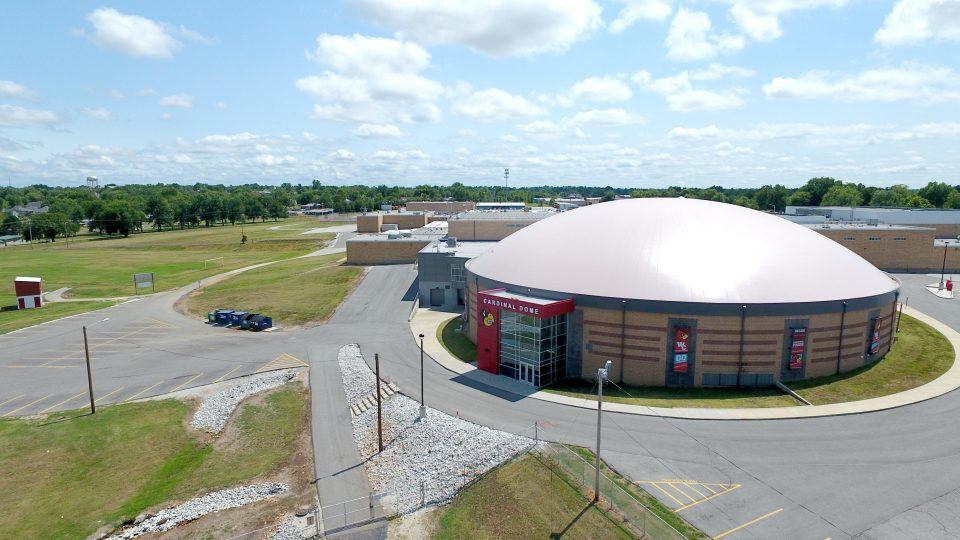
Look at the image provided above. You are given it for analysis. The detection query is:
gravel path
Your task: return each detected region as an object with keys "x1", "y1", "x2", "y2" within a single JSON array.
[
  {"x1": 191, "y1": 370, "x2": 296, "y2": 434},
  {"x1": 107, "y1": 483, "x2": 288, "y2": 539},
  {"x1": 338, "y1": 345, "x2": 532, "y2": 515}
]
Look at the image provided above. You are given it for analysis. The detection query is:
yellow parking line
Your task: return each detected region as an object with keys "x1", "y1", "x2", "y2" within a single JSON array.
[
  {"x1": 94, "y1": 387, "x2": 125, "y2": 404},
  {"x1": 649, "y1": 482, "x2": 684, "y2": 506},
  {"x1": 0, "y1": 395, "x2": 24, "y2": 408},
  {"x1": 124, "y1": 382, "x2": 163, "y2": 402},
  {"x1": 213, "y1": 366, "x2": 241, "y2": 383},
  {"x1": 39, "y1": 392, "x2": 87, "y2": 413},
  {"x1": 2, "y1": 394, "x2": 53, "y2": 416},
  {"x1": 677, "y1": 485, "x2": 742, "y2": 512},
  {"x1": 170, "y1": 373, "x2": 203, "y2": 392},
  {"x1": 683, "y1": 482, "x2": 709, "y2": 498},
  {"x1": 713, "y1": 508, "x2": 783, "y2": 540},
  {"x1": 666, "y1": 482, "x2": 698, "y2": 503}
]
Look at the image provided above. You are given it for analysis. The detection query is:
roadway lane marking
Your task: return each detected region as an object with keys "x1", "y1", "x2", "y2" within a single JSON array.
[
  {"x1": 712, "y1": 508, "x2": 783, "y2": 540},
  {"x1": 0, "y1": 395, "x2": 24, "y2": 408},
  {"x1": 4, "y1": 364, "x2": 74, "y2": 369},
  {"x1": 123, "y1": 382, "x2": 163, "y2": 402},
  {"x1": 256, "y1": 353, "x2": 308, "y2": 373},
  {"x1": 169, "y1": 373, "x2": 203, "y2": 392},
  {"x1": 39, "y1": 392, "x2": 88, "y2": 413},
  {"x1": 2, "y1": 394, "x2": 54, "y2": 416},
  {"x1": 213, "y1": 366, "x2": 242, "y2": 383},
  {"x1": 636, "y1": 480, "x2": 742, "y2": 512},
  {"x1": 94, "y1": 387, "x2": 125, "y2": 404}
]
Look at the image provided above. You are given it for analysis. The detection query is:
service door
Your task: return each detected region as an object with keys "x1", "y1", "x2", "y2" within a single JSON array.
[{"x1": 430, "y1": 288, "x2": 444, "y2": 306}]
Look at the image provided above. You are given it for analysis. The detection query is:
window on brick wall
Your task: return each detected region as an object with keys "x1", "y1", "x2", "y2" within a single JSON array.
[
  {"x1": 894, "y1": 237, "x2": 906, "y2": 241},
  {"x1": 451, "y1": 264, "x2": 465, "y2": 283},
  {"x1": 869, "y1": 236, "x2": 881, "y2": 241},
  {"x1": 843, "y1": 236, "x2": 856, "y2": 241}
]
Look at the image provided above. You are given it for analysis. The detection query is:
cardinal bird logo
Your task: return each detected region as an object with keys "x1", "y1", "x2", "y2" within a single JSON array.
[{"x1": 482, "y1": 309, "x2": 495, "y2": 327}]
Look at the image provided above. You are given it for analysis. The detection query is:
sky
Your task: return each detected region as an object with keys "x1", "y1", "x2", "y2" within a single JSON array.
[{"x1": 0, "y1": 0, "x2": 959, "y2": 189}]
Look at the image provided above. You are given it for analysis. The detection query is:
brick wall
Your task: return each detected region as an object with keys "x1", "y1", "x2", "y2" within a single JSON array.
[
  {"x1": 407, "y1": 201, "x2": 476, "y2": 212},
  {"x1": 356, "y1": 215, "x2": 382, "y2": 233},
  {"x1": 449, "y1": 219, "x2": 536, "y2": 241},
  {"x1": 815, "y1": 228, "x2": 960, "y2": 272},
  {"x1": 346, "y1": 238, "x2": 431, "y2": 264}
]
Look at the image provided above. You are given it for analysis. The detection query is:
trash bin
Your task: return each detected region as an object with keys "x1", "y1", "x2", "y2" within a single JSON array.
[
  {"x1": 248, "y1": 315, "x2": 272, "y2": 331},
  {"x1": 207, "y1": 310, "x2": 218, "y2": 323},
  {"x1": 215, "y1": 309, "x2": 234, "y2": 325},
  {"x1": 229, "y1": 311, "x2": 247, "y2": 326},
  {"x1": 239, "y1": 313, "x2": 257, "y2": 330}
]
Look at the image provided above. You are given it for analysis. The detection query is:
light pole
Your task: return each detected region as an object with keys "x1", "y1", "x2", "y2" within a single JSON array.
[
  {"x1": 940, "y1": 236, "x2": 960, "y2": 289},
  {"x1": 595, "y1": 360, "x2": 612, "y2": 502},
  {"x1": 82, "y1": 317, "x2": 110, "y2": 414},
  {"x1": 418, "y1": 333, "x2": 426, "y2": 419}
]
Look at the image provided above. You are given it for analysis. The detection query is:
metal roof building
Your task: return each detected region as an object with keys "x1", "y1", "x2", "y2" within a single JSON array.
[{"x1": 463, "y1": 198, "x2": 900, "y2": 389}]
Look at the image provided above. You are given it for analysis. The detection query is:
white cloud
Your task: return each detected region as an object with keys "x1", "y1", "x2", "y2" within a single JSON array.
[
  {"x1": 83, "y1": 107, "x2": 113, "y2": 120},
  {"x1": 689, "y1": 63, "x2": 755, "y2": 81},
  {"x1": 665, "y1": 9, "x2": 744, "y2": 61},
  {"x1": 0, "y1": 105, "x2": 60, "y2": 127},
  {"x1": 610, "y1": 0, "x2": 673, "y2": 33},
  {"x1": 518, "y1": 120, "x2": 564, "y2": 134},
  {"x1": 108, "y1": 89, "x2": 126, "y2": 99},
  {"x1": 350, "y1": 0, "x2": 603, "y2": 57},
  {"x1": 84, "y1": 8, "x2": 181, "y2": 58},
  {"x1": 254, "y1": 154, "x2": 297, "y2": 166},
  {"x1": 373, "y1": 148, "x2": 427, "y2": 160},
  {"x1": 330, "y1": 149, "x2": 355, "y2": 161},
  {"x1": 453, "y1": 88, "x2": 544, "y2": 122},
  {"x1": 159, "y1": 93, "x2": 195, "y2": 108},
  {"x1": 0, "y1": 81, "x2": 39, "y2": 101},
  {"x1": 570, "y1": 108, "x2": 646, "y2": 125},
  {"x1": 634, "y1": 69, "x2": 748, "y2": 111},
  {"x1": 355, "y1": 123, "x2": 405, "y2": 138},
  {"x1": 763, "y1": 63, "x2": 960, "y2": 102},
  {"x1": 161, "y1": 112, "x2": 172, "y2": 120},
  {"x1": 570, "y1": 76, "x2": 633, "y2": 103},
  {"x1": 296, "y1": 34, "x2": 443, "y2": 124},
  {"x1": 723, "y1": 1, "x2": 849, "y2": 43},
  {"x1": 215, "y1": 101, "x2": 228, "y2": 110},
  {"x1": 668, "y1": 125, "x2": 723, "y2": 139},
  {"x1": 136, "y1": 88, "x2": 159, "y2": 97},
  {"x1": 875, "y1": 0, "x2": 960, "y2": 46}
]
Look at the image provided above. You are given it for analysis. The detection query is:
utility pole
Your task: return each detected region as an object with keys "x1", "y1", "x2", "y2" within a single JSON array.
[
  {"x1": 940, "y1": 240, "x2": 950, "y2": 289},
  {"x1": 375, "y1": 353, "x2": 383, "y2": 452},
  {"x1": 418, "y1": 333, "x2": 426, "y2": 419},
  {"x1": 83, "y1": 326, "x2": 96, "y2": 414},
  {"x1": 503, "y1": 168, "x2": 509, "y2": 202},
  {"x1": 594, "y1": 360, "x2": 612, "y2": 502}
]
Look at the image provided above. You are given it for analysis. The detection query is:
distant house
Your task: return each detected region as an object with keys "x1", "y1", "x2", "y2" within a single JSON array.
[{"x1": 9, "y1": 201, "x2": 49, "y2": 218}]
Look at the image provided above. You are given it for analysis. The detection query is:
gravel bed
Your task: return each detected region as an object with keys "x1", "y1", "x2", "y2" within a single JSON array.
[
  {"x1": 338, "y1": 345, "x2": 532, "y2": 515},
  {"x1": 338, "y1": 344, "x2": 376, "y2": 406},
  {"x1": 108, "y1": 483, "x2": 288, "y2": 539},
  {"x1": 191, "y1": 370, "x2": 296, "y2": 434},
  {"x1": 271, "y1": 516, "x2": 303, "y2": 540}
]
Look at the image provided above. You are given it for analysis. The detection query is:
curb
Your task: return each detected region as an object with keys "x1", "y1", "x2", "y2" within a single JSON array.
[{"x1": 410, "y1": 305, "x2": 960, "y2": 421}]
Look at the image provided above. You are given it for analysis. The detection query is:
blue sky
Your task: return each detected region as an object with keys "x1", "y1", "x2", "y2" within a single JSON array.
[{"x1": 0, "y1": 0, "x2": 958, "y2": 188}]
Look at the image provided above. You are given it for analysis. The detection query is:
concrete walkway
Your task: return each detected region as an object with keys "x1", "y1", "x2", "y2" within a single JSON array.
[{"x1": 410, "y1": 305, "x2": 960, "y2": 420}]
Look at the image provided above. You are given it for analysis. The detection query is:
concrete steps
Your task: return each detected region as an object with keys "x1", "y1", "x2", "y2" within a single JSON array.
[{"x1": 350, "y1": 382, "x2": 400, "y2": 418}]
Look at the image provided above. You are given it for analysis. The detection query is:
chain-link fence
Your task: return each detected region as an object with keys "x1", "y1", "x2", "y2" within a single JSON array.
[{"x1": 535, "y1": 442, "x2": 688, "y2": 540}]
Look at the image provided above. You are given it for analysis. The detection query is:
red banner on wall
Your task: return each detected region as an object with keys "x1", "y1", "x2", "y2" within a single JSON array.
[
  {"x1": 869, "y1": 318, "x2": 882, "y2": 355},
  {"x1": 789, "y1": 327, "x2": 806, "y2": 370},
  {"x1": 673, "y1": 327, "x2": 690, "y2": 373}
]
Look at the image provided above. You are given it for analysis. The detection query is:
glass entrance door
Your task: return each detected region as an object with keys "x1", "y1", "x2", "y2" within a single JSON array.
[{"x1": 518, "y1": 363, "x2": 536, "y2": 385}]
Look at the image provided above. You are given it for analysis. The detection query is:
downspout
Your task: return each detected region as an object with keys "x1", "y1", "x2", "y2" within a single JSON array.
[
  {"x1": 887, "y1": 292, "x2": 899, "y2": 351},
  {"x1": 835, "y1": 301, "x2": 847, "y2": 375},
  {"x1": 619, "y1": 300, "x2": 626, "y2": 382},
  {"x1": 736, "y1": 305, "x2": 746, "y2": 388}
]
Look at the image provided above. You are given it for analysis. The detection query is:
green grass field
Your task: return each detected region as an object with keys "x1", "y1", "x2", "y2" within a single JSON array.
[
  {"x1": 0, "y1": 218, "x2": 339, "y2": 303},
  {"x1": 791, "y1": 313, "x2": 954, "y2": 404},
  {"x1": 0, "y1": 301, "x2": 115, "y2": 335},
  {"x1": 0, "y1": 384, "x2": 307, "y2": 539},
  {"x1": 433, "y1": 454, "x2": 635, "y2": 539},
  {"x1": 437, "y1": 317, "x2": 477, "y2": 363},
  {"x1": 544, "y1": 313, "x2": 951, "y2": 408},
  {"x1": 181, "y1": 252, "x2": 362, "y2": 326}
]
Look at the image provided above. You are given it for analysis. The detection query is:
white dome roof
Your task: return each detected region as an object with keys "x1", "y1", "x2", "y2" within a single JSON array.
[{"x1": 466, "y1": 198, "x2": 898, "y2": 304}]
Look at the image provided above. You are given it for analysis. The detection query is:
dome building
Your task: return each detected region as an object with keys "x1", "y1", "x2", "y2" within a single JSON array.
[{"x1": 464, "y1": 198, "x2": 900, "y2": 388}]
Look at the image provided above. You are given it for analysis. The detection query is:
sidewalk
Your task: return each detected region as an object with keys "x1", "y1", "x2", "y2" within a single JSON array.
[{"x1": 409, "y1": 305, "x2": 960, "y2": 420}]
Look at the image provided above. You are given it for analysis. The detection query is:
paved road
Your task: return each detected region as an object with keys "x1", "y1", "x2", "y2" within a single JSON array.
[
  {"x1": 5, "y1": 262, "x2": 960, "y2": 539},
  {"x1": 331, "y1": 266, "x2": 960, "y2": 540}
]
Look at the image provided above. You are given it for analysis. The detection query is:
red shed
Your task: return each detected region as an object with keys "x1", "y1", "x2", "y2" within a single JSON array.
[{"x1": 14, "y1": 276, "x2": 42, "y2": 310}]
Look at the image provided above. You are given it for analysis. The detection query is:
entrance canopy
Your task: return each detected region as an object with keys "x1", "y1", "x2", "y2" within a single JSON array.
[{"x1": 478, "y1": 288, "x2": 573, "y2": 319}]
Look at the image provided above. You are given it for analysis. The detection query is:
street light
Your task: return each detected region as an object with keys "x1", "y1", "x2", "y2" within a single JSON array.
[
  {"x1": 595, "y1": 360, "x2": 612, "y2": 502},
  {"x1": 940, "y1": 236, "x2": 960, "y2": 289},
  {"x1": 82, "y1": 317, "x2": 110, "y2": 414},
  {"x1": 418, "y1": 333, "x2": 426, "y2": 419}
]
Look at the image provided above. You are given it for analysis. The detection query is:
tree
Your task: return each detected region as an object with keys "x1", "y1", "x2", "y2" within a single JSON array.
[
  {"x1": 733, "y1": 196, "x2": 759, "y2": 209},
  {"x1": 869, "y1": 185, "x2": 912, "y2": 207},
  {"x1": 30, "y1": 212, "x2": 70, "y2": 242},
  {"x1": 904, "y1": 194, "x2": 935, "y2": 208},
  {"x1": 787, "y1": 190, "x2": 812, "y2": 206},
  {"x1": 918, "y1": 182, "x2": 953, "y2": 208},
  {"x1": 800, "y1": 177, "x2": 838, "y2": 206},
  {"x1": 1, "y1": 213, "x2": 21, "y2": 236},
  {"x1": 820, "y1": 184, "x2": 862, "y2": 207},
  {"x1": 145, "y1": 195, "x2": 174, "y2": 231},
  {"x1": 945, "y1": 191, "x2": 960, "y2": 209},
  {"x1": 98, "y1": 201, "x2": 144, "y2": 237},
  {"x1": 754, "y1": 185, "x2": 788, "y2": 212}
]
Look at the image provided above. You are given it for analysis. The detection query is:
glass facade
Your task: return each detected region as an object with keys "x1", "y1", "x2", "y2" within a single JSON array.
[{"x1": 499, "y1": 310, "x2": 567, "y2": 386}]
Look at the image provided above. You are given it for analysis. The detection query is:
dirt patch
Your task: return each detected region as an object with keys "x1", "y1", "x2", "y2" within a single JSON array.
[{"x1": 388, "y1": 506, "x2": 439, "y2": 540}]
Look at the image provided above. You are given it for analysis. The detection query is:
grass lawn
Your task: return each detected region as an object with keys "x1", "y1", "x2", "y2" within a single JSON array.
[
  {"x1": 181, "y1": 252, "x2": 362, "y2": 326},
  {"x1": 0, "y1": 300, "x2": 114, "y2": 335},
  {"x1": 791, "y1": 313, "x2": 954, "y2": 404},
  {"x1": 433, "y1": 454, "x2": 635, "y2": 539},
  {"x1": 0, "y1": 217, "x2": 337, "y2": 303},
  {"x1": 437, "y1": 316, "x2": 477, "y2": 363},
  {"x1": 0, "y1": 384, "x2": 308, "y2": 539},
  {"x1": 547, "y1": 382, "x2": 799, "y2": 408}
]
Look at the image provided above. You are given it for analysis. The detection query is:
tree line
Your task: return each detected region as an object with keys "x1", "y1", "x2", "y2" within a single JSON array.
[{"x1": 0, "y1": 178, "x2": 957, "y2": 241}]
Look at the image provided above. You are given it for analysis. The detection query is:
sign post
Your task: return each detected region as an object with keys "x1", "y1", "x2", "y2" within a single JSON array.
[{"x1": 132, "y1": 272, "x2": 155, "y2": 295}]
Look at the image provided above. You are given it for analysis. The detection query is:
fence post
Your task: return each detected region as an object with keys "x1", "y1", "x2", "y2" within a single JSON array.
[
  {"x1": 534, "y1": 421, "x2": 538, "y2": 443},
  {"x1": 421, "y1": 481, "x2": 425, "y2": 507},
  {"x1": 369, "y1": 492, "x2": 374, "y2": 519}
]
